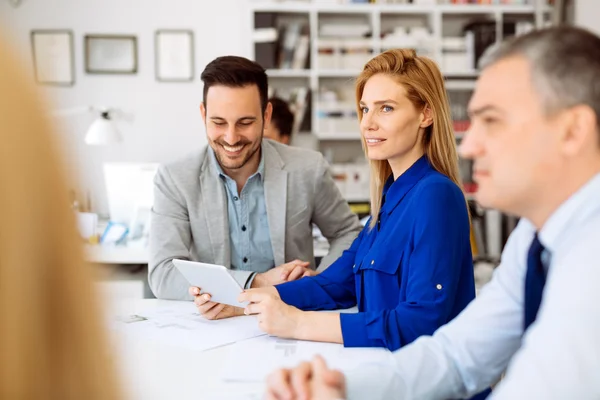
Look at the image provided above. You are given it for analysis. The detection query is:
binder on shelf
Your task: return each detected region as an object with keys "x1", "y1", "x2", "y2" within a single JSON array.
[{"x1": 254, "y1": 12, "x2": 278, "y2": 69}]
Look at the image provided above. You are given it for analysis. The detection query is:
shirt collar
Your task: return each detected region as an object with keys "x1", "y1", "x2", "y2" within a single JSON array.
[
  {"x1": 208, "y1": 143, "x2": 265, "y2": 181},
  {"x1": 538, "y1": 171, "x2": 600, "y2": 253},
  {"x1": 381, "y1": 155, "x2": 432, "y2": 214}
]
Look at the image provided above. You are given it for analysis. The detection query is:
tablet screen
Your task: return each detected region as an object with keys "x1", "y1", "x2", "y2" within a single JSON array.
[{"x1": 173, "y1": 259, "x2": 248, "y2": 308}]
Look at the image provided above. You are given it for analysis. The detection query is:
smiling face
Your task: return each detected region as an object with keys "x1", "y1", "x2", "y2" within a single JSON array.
[
  {"x1": 200, "y1": 84, "x2": 271, "y2": 173},
  {"x1": 359, "y1": 73, "x2": 431, "y2": 177}
]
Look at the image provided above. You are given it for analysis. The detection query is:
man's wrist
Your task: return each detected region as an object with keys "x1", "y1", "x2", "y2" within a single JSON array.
[
  {"x1": 245, "y1": 272, "x2": 258, "y2": 289},
  {"x1": 251, "y1": 272, "x2": 265, "y2": 288}
]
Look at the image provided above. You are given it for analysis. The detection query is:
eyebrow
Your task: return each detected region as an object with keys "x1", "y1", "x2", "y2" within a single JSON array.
[
  {"x1": 359, "y1": 99, "x2": 399, "y2": 106},
  {"x1": 209, "y1": 116, "x2": 257, "y2": 122},
  {"x1": 467, "y1": 105, "x2": 504, "y2": 118}
]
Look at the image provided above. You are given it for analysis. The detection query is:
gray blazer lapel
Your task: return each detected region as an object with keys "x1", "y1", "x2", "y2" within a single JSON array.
[
  {"x1": 199, "y1": 153, "x2": 231, "y2": 267},
  {"x1": 263, "y1": 141, "x2": 287, "y2": 267}
]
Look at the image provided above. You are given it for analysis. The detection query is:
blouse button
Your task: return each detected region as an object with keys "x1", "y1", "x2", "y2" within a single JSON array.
[
  {"x1": 371, "y1": 260, "x2": 374, "y2": 265},
  {"x1": 436, "y1": 284, "x2": 443, "y2": 290}
]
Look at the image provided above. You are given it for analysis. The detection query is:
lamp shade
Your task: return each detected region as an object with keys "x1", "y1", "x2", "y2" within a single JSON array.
[{"x1": 84, "y1": 113, "x2": 123, "y2": 145}]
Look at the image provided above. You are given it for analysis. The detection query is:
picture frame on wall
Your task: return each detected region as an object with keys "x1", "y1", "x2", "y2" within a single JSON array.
[
  {"x1": 155, "y1": 30, "x2": 194, "y2": 82},
  {"x1": 31, "y1": 30, "x2": 75, "y2": 86},
  {"x1": 85, "y1": 35, "x2": 138, "y2": 74}
]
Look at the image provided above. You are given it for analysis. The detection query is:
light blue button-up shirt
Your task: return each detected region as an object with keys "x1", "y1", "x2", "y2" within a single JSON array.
[
  {"x1": 345, "y1": 172, "x2": 600, "y2": 400},
  {"x1": 209, "y1": 147, "x2": 275, "y2": 288}
]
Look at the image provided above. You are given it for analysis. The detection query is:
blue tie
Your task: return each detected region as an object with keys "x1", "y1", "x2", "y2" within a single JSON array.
[{"x1": 524, "y1": 233, "x2": 546, "y2": 331}]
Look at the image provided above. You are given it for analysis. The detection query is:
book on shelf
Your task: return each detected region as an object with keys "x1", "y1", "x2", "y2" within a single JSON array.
[
  {"x1": 278, "y1": 21, "x2": 310, "y2": 70},
  {"x1": 253, "y1": 13, "x2": 310, "y2": 71}
]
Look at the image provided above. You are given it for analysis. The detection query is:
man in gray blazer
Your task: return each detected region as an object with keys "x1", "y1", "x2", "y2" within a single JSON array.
[{"x1": 148, "y1": 55, "x2": 361, "y2": 319}]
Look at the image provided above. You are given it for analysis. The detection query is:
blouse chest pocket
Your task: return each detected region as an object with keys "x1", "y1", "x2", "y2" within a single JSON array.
[{"x1": 354, "y1": 245, "x2": 404, "y2": 276}]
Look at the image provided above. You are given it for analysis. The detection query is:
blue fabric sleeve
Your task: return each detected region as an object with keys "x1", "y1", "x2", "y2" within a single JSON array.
[
  {"x1": 340, "y1": 181, "x2": 472, "y2": 350},
  {"x1": 276, "y1": 228, "x2": 366, "y2": 311}
]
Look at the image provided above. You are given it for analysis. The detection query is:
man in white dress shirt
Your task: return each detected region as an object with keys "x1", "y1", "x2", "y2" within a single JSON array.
[{"x1": 265, "y1": 26, "x2": 600, "y2": 400}]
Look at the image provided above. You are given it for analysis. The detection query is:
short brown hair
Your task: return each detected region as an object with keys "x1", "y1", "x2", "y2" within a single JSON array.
[
  {"x1": 269, "y1": 97, "x2": 294, "y2": 138},
  {"x1": 200, "y1": 55, "x2": 269, "y2": 112}
]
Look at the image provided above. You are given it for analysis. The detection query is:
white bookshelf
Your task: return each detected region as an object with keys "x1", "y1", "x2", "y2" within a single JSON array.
[
  {"x1": 251, "y1": 1, "x2": 551, "y2": 247},
  {"x1": 250, "y1": 2, "x2": 552, "y2": 14},
  {"x1": 250, "y1": 0, "x2": 552, "y2": 145},
  {"x1": 266, "y1": 69, "x2": 311, "y2": 78}
]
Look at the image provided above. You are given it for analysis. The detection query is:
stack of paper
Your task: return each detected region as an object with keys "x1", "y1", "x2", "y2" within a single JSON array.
[
  {"x1": 222, "y1": 335, "x2": 394, "y2": 382},
  {"x1": 111, "y1": 301, "x2": 265, "y2": 352}
]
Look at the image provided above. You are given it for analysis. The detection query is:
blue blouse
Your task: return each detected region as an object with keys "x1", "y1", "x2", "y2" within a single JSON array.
[{"x1": 276, "y1": 156, "x2": 475, "y2": 351}]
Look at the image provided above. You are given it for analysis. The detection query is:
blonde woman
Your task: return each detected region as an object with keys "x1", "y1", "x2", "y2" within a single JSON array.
[
  {"x1": 240, "y1": 49, "x2": 475, "y2": 351},
  {"x1": 0, "y1": 39, "x2": 122, "y2": 399}
]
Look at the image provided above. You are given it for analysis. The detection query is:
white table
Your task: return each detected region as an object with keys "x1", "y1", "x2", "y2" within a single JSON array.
[{"x1": 110, "y1": 299, "x2": 264, "y2": 400}]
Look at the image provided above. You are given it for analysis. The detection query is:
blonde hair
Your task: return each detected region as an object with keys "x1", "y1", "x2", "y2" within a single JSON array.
[
  {"x1": 0, "y1": 40, "x2": 122, "y2": 399},
  {"x1": 355, "y1": 49, "x2": 464, "y2": 228}
]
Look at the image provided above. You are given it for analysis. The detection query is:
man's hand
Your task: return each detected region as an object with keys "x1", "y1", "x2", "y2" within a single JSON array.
[
  {"x1": 266, "y1": 355, "x2": 346, "y2": 400},
  {"x1": 252, "y1": 259, "x2": 313, "y2": 288},
  {"x1": 238, "y1": 288, "x2": 301, "y2": 338},
  {"x1": 189, "y1": 287, "x2": 244, "y2": 320}
]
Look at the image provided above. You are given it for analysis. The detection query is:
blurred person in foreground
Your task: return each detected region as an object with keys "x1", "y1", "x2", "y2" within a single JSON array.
[{"x1": 0, "y1": 38, "x2": 122, "y2": 399}]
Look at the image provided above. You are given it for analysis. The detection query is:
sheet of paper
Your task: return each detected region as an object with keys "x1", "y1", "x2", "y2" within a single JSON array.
[
  {"x1": 110, "y1": 301, "x2": 265, "y2": 352},
  {"x1": 221, "y1": 335, "x2": 394, "y2": 382}
]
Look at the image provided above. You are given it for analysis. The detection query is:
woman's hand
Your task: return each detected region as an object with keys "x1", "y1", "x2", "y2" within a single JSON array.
[{"x1": 238, "y1": 288, "x2": 303, "y2": 338}]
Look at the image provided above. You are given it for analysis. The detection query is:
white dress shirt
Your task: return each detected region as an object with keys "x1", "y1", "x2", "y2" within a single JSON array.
[{"x1": 345, "y1": 172, "x2": 600, "y2": 400}]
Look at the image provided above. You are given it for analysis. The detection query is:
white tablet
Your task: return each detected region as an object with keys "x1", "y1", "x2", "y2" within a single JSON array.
[{"x1": 173, "y1": 259, "x2": 248, "y2": 307}]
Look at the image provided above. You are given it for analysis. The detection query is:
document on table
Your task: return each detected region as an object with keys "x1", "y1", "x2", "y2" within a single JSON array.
[
  {"x1": 110, "y1": 301, "x2": 265, "y2": 352},
  {"x1": 221, "y1": 335, "x2": 394, "y2": 382}
]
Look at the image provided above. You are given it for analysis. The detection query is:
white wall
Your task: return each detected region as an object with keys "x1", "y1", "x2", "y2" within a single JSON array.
[
  {"x1": 574, "y1": 0, "x2": 600, "y2": 36},
  {"x1": 0, "y1": 0, "x2": 252, "y2": 215}
]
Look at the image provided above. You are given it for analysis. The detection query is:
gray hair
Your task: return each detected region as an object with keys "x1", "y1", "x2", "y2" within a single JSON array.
[{"x1": 480, "y1": 26, "x2": 600, "y2": 133}]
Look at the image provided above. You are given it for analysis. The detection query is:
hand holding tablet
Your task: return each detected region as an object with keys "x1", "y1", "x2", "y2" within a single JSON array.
[{"x1": 173, "y1": 259, "x2": 249, "y2": 308}]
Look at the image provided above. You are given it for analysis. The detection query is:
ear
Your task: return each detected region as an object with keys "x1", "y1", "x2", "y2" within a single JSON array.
[
  {"x1": 561, "y1": 104, "x2": 597, "y2": 156},
  {"x1": 200, "y1": 102, "x2": 207, "y2": 124},
  {"x1": 264, "y1": 101, "x2": 273, "y2": 127},
  {"x1": 419, "y1": 106, "x2": 433, "y2": 129}
]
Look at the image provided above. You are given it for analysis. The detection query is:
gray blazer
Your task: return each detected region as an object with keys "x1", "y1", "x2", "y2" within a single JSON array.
[{"x1": 148, "y1": 139, "x2": 362, "y2": 300}]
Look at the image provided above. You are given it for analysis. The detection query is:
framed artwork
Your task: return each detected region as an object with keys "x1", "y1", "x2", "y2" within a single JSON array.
[
  {"x1": 155, "y1": 30, "x2": 194, "y2": 82},
  {"x1": 85, "y1": 35, "x2": 138, "y2": 74},
  {"x1": 30, "y1": 30, "x2": 75, "y2": 86}
]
